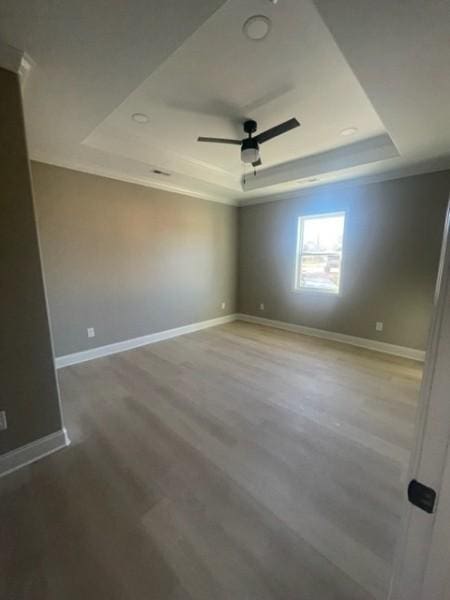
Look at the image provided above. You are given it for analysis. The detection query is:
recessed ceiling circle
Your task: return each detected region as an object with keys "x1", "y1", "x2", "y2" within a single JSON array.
[
  {"x1": 243, "y1": 15, "x2": 271, "y2": 41},
  {"x1": 132, "y1": 113, "x2": 149, "y2": 123}
]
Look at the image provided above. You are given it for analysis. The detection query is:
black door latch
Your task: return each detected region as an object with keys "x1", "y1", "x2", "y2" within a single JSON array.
[{"x1": 408, "y1": 479, "x2": 436, "y2": 514}]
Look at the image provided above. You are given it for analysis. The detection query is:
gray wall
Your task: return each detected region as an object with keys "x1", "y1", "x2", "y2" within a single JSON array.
[
  {"x1": 239, "y1": 171, "x2": 450, "y2": 350},
  {"x1": 0, "y1": 69, "x2": 62, "y2": 454},
  {"x1": 30, "y1": 162, "x2": 449, "y2": 360},
  {"x1": 32, "y1": 162, "x2": 239, "y2": 357}
]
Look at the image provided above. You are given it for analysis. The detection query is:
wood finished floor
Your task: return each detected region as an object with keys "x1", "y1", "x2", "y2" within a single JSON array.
[{"x1": 0, "y1": 322, "x2": 422, "y2": 600}]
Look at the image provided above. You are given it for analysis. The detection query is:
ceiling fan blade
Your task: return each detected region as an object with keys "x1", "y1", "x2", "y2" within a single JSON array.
[
  {"x1": 252, "y1": 158, "x2": 262, "y2": 167},
  {"x1": 197, "y1": 136, "x2": 241, "y2": 145},
  {"x1": 254, "y1": 118, "x2": 300, "y2": 144}
]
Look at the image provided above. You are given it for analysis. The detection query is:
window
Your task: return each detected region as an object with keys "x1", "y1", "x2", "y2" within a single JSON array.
[{"x1": 295, "y1": 212, "x2": 345, "y2": 294}]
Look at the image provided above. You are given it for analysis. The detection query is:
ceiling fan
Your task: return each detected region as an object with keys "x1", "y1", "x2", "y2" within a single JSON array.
[{"x1": 197, "y1": 117, "x2": 300, "y2": 167}]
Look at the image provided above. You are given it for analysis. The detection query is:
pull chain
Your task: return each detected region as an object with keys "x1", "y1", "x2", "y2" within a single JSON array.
[{"x1": 242, "y1": 163, "x2": 258, "y2": 186}]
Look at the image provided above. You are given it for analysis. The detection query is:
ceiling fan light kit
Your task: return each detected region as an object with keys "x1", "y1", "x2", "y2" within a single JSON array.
[
  {"x1": 241, "y1": 143, "x2": 259, "y2": 164},
  {"x1": 241, "y1": 119, "x2": 259, "y2": 164}
]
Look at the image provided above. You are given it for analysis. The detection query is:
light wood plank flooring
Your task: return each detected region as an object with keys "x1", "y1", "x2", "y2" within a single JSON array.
[{"x1": 0, "y1": 322, "x2": 422, "y2": 600}]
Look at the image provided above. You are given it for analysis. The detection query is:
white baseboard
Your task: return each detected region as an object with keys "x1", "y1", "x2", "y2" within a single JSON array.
[
  {"x1": 0, "y1": 428, "x2": 71, "y2": 478},
  {"x1": 55, "y1": 314, "x2": 238, "y2": 369},
  {"x1": 237, "y1": 314, "x2": 425, "y2": 361},
  {"x1": 54, "y1": 311, "x2": 425, "y2": 368}
]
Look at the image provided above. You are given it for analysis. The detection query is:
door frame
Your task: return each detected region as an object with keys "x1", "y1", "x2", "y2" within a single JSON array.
[{"x1": 389, "y1": 198, "x2": 450, "y2": 599}]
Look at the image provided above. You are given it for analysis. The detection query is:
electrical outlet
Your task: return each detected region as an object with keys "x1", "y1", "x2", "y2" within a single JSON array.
[
  {"x1": 376, "y1": 321, "x2": 384, "y2": 332},
  {"x1": 87, "y1": 327, "x2": 95, "y2": 338},
  {"x1": 0, "y1": 411, "x2": 7, "y2": 431},
  {"x1": 259, "y1": 303, "x2": 265, "y2": 311},
  {"x1": 221, "y1": 302, "x2": 226, "y2": 310}
]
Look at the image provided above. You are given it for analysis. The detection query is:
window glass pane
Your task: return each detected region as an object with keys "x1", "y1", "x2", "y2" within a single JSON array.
[
  {"x1": 301, "y1": 215, "x2": 344, "y2": 253},
  {"x1": 298, "y1": 253, "x2": 341, "y2": 293},
  {"x1": 296, "y1": 213, "x2": 345, "y2": 293}
]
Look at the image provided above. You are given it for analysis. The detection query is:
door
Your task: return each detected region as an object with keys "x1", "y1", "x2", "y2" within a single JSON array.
[{"x1": 390, "y1": 199, "x2": 450, "y2": 600}]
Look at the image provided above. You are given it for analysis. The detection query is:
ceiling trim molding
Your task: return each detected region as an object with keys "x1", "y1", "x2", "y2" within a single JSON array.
[
  {"x1": 239, "y1": 157, "x2": 450, "y2": 207},
  {"x1": 0, "y1": 42, "x2": 24, "y2": 74},
  {"x1": 82, "y1": 131, "x2": 241, "y2": 192},
  {"x1": 242, "y1": 134, "x2": 399, "y2": 192},
  {"x1": 19, "y1": 53, "x2": 35, "y2": 88},
  {"x1": 0, "y1": 42, "x2": 35, "y2": 87},
  {"x1": 31, "y1": 156, "x2": 239, "y2": 206}
]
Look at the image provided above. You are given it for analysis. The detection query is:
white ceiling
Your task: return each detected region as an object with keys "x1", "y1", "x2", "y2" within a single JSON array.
[{"x1": 1, "y1": 0, "x2": 449, "y2": 205}]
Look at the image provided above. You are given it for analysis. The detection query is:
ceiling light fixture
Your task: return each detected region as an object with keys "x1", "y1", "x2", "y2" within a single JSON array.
[
  {"x1": 340, "y1": 127, "x2": 358, "y2": 136},
  {"x1": 241, "y1": 142, "x2": 259, "y2": 164},
  {"x1": 132, "y1": 113, "x2": 149, "y2": 123},
  {"x1": 243, "y1": 15, "x2": 271, "y2": 41}
]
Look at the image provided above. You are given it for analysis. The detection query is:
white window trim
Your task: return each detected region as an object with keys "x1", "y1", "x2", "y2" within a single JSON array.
[{"x1": 294, "y1": 211, "x2": 346, "y2": 295}]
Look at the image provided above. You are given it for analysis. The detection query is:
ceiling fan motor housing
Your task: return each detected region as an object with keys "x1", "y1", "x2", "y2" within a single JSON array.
[{"x1": 243, "y1": 119, "x2": 257, "y2": 135}]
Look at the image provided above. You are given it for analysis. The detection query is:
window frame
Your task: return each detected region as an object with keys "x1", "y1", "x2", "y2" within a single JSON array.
[{"x1": 294, "y1": 211, "x2": 346, "y2": 295}]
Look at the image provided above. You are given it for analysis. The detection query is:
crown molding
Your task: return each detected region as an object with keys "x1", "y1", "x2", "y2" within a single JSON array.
[
  {"x1": 242, "y1": 134, "x2": 399, "y2": 193},
  {"x1": 31, "y1": 155, "x2": 450, "y2": 209},
  {"x1": 0, "y1": 42, "x2": 23, "y2": 74},
  {"x1": 18, "y1": 53, "x2": 35, "y2": 88},
  {"x1": 239, "y1": 157, "x2": 450, "y2": 207},
  {"x1": 0, "y1": 42, "x2": 35, "y2": 87},
  {"x1": 31, "y1": 156, "x2": 239, "y2": 206}
]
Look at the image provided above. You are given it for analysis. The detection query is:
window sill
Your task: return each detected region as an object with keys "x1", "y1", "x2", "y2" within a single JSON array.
[{"x1": 292, "y1": 287, "x2": 342, "y2": 297}]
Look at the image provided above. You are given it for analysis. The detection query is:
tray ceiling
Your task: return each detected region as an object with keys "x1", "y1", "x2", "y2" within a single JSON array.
[{"x1": 1, "y1": 0, "x2": 449, "y2": 204}]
